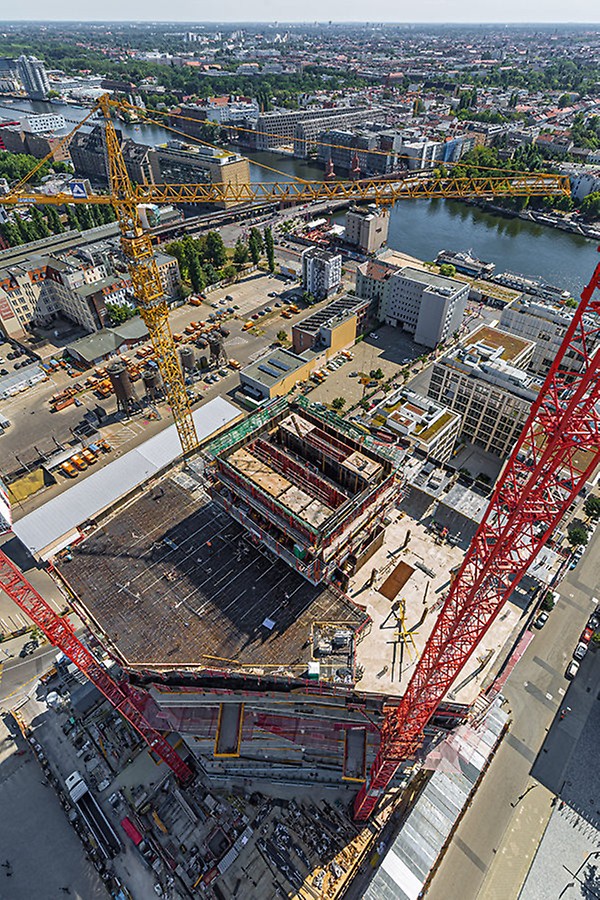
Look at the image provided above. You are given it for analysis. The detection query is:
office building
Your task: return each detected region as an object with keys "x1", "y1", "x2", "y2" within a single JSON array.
[
  {"x1": 380, "y1": 267, "x2": 469, "y2": 348},
  {"x1": 345, "y1": 206, "x2": 389, "y2": 254},
  {"x1": 500, "y1": 295, "x2": 600, "y2": 376},
  {"x1": 22, "y1": 113, "x2": 67, "y2": 134},
  {"x1": 149, "y1": 142, "x2": 250, "y2": 208},
  {"x1": 293, "y1": 109, "x2": 380, "y2": 158},
  {"x1": 17, "y1": 55, "x2": 50, "y2": 100},
  {"x1": 301, "y1": 247, "x2": 342, "y2": 300},
  {"x1": 427, "y1": 326, "x2": 538, "y2": 457}
]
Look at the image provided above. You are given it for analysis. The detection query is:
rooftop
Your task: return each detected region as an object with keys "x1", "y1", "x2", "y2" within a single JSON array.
[
  {"x1": 13, "y1": 397, "x2": 240, "y2": 558},
  {"x1": 395, "y1": 265, "x2": 466, "y2": 296},
  {"x1": 464, "y1": 324, "x2": 533, "y2": 363},
  {"x1": 241, "y1": 347, "x2": 309, "y2": 388},
  {"x1": 294, "y1": 293, "x2": 367, "y2": 335}
]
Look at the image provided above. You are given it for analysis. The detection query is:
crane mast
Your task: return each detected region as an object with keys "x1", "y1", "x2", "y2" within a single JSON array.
[{"x1": 99, "y1": 95, "x2": 198, "y2": 454}]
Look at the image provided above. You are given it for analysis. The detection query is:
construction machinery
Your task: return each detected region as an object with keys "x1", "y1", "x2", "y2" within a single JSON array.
[{"x1": 1, "y1": 95, "x2": 593, "y2": 817}]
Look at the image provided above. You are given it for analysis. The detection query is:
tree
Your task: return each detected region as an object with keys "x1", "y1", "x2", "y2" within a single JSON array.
[
  {"x1": 66, "y1": 206, "x2": 82, "y2": 232},
  {"x1": 370, "y1": 368, "x2": 384, "y2": 380},
  {"x1": 205, "y1": 230, "x2": 227, "y2": 267},
  {"x1": 188, "y1": 254, "x2": 206, "y2": 293},
  {"x1": 264, "y1": 225, "x2": 275, "y2": 273},
  {"x1": 221, "y1": 264, "x2": 237, "y2": 282},
  {"x1": 248, "y1": 227, "x2": 263, "y2": 265},
  {"x1": 45, "y1": 207, "x2": 64, "y2": 234},
  {"x1": 233, "y1": 238, "x2": 249, "y2": 269},
  {"x1": 580, "y1": 192, "x2": 600, "y2": 221},
  {"x1": 277, "y1": 330, "x2": 288, "y2": 342},
  {"x1": 203, "y1": 263, "x2": 218, "y2": 285},
  {"x1": 584, "y1": 496, "x2": 600, "y2": 520},
  {"x1": 30, "y1": 207, "x2": 51, "y2": 239},
  {"x1": 0, "y1": 221, "x2": 22, "y2": 246},
  {"x1": 106, "y1": 302, "x2": 136, "y2": 325},
  {"x1": 568, "y1": 524, "x2": 589, "y2": 547},
  {"x1": 332, "y1": 397, "x2": 346, "y2": 411},
  {"x1": 439, "y1": 263, "x2": 456, "y2": 277}
]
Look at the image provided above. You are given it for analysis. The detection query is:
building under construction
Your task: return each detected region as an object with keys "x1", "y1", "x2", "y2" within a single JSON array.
[{"x1": 46, "y1": 396, "x2": 528, "y2": 792}]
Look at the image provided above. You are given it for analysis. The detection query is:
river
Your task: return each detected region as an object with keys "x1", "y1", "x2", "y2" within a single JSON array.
[{"x1": 1, "y1": 97, "x2": 599, "y2": 296}]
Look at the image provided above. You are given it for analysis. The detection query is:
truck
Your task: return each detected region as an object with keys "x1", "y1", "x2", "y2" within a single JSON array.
[{"x1": 66, "y1": 771, "x2": 122, "y2": 859}]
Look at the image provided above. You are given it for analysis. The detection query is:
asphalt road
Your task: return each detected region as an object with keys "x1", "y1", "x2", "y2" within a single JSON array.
[
  {"x1": 427, "y1": 526, "x2": 600, "y2": 900},
  {"x1": 0, "y1": 643, "x2": 58, "y2": 707}
]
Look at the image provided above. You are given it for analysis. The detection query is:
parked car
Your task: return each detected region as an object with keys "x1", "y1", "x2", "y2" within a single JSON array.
[
  {"x1": 588, "y1": 613, "x2": 600, "y2": 631},
  {"x1": 225, "y1": 294, "x2": 233, "y2": 301},
  {"x1": 565, "y1": 660, "x2": 580, "y2": 680},
  {"x1": 533, "y1": 611, "x2": 549, "y2": 629},
  {"x1": 573, "y1": 641, "x2": 588, "y2": 661},
  {"x1": 19, "y1": 639, "x2": 39, "y2": 658},
  {"x1": 580, "y1": 626, "x2": 594, "y2": 643}
]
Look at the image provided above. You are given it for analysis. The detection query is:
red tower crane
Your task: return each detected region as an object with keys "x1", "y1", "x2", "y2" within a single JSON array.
[
  {"x1": 354, "y1": 257, "x2": 600, "y2": 820},
  {"x1": 0, "y1": 552, "x2": 194, "y2": 784}
]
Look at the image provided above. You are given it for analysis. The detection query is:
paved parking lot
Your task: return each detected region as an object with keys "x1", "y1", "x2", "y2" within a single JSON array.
[
  {"x1": 204, "y1": 269, "x2": 298, "y2": 318},
  {"x1": 306, "y1": 325, "x2": 425, "y2": 408}
]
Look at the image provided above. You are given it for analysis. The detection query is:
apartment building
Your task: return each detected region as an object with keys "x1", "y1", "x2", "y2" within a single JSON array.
[
  {"x1": 345, "y1": 206, "x2": 389, "y2": 254},
  {"x1": 0, "y1": 244, "x2": 180, "y2": 338},
  {"x1": 355, "y1": 258, "x2": 400, "y2": 309},
  {"x1": 301, "y1": 247, "x2": 342, "y2": 300},
  {"x1": 0, "y1": 255, "x2": 109, "y2": 336},
  {"x1": 69, "y1": 126, "x2": 155, "y2": 185},
  {"x1": 1, "y1": 125, "x2": 72, "y2": 163},
  {"x1": 499, "y1": 295, "x2": 600, "y2": 376},
  {"x1": 17, "y1": 55, "x2": 50, "y2": 100},
  {"x1": 380, "y1": 266, "x2": 469, "y2": 348},
  {"x1": 427, "y1": 327, "x2": 538, "y2": 457},
  {"x1": 293, "y1": 108, "x2": 380, "y2": 158}
]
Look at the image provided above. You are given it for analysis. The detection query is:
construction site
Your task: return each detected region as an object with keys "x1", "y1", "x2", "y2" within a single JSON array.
[
  {"x1": 1, "y1": 95, "x2": 599, "y2": 899},
  {"x1": 45, "y1": 395, "x2": 522, "y2": 797}
]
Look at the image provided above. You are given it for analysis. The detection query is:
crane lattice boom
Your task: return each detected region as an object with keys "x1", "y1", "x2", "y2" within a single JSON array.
[{"x1": 0, "y1": 551, "x2": 194, "y2": 783}]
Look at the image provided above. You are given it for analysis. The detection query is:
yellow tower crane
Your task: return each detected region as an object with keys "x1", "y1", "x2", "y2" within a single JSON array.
[{"x1": 1, "y1": 95, "x2": 571, "y2": 454}]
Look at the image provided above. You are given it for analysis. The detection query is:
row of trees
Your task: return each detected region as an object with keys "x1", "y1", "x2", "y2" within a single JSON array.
[
  {"x1": 0, "y1": 150, "x2": 71, "y2": 185},
  {"x1": 166, "y1": 231, "x2": 234, "y2": 293},
  {"x1": 0, "y1": 204, "x2": 116, "y2": 248}
]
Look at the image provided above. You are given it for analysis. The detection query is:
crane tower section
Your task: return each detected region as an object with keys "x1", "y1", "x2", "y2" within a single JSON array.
[{"x1": 99, "y1": 96, "x2": 198, "y2": 455}]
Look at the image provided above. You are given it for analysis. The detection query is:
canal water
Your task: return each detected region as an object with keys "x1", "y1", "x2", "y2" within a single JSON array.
[{"x1": 2, "y1": 98, "x2": 598, "y2": 296}]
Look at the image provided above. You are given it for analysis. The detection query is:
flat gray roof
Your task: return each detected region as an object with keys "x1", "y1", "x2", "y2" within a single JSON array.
[
  {"x1": 241, "y1": 348, "x2": 307, "y2": 388},
  {"x1": 399, "y1": 266, "x2": 464, "y2": 291},
  {"x1": 13, "y1": 396, "x2": 240, "y2": 558}
]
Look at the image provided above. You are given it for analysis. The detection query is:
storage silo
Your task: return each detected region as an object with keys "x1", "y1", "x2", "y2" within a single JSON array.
[
  {"x1": 142, "y1": 367, "x2": 163, "y2": 399},
  {"x1": 107, "y1": 360, "x2": 135, "y2": 411},
  {"x1": 179, "y1": 345, "x2": 196, "y2": 374}
]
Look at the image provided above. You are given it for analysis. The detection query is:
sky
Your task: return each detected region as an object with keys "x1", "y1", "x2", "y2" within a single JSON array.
[{"x1": 0, "y1": 2, "x2": 598, "y2": 23}]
